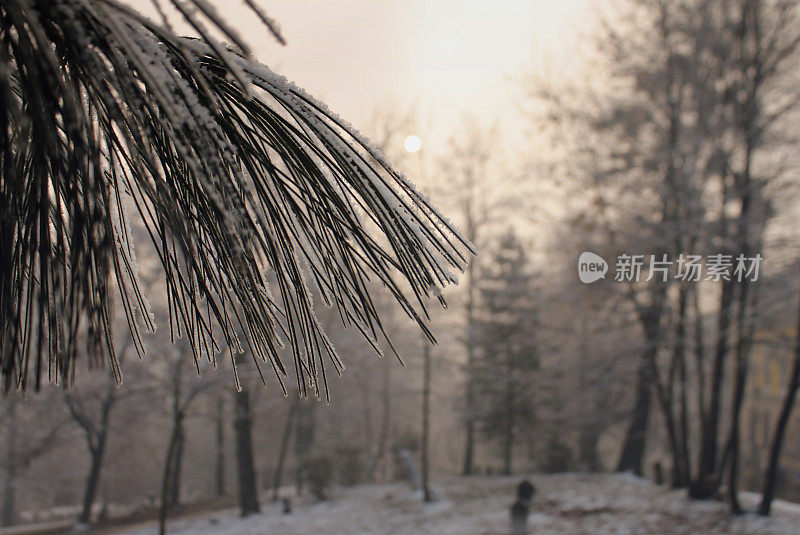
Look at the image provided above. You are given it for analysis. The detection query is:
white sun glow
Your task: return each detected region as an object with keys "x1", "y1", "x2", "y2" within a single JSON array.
[{"x1": 404, "y1": 135, "x2": 422, "y2": 153}]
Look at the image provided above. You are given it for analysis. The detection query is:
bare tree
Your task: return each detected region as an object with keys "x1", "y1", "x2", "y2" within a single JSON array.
[
  {"x1": 65, "y1": 373, "x2": 120, "y2": 526},
  {"x1": 64, "y1": 332, "x2": 151, "y2": 525},
  {"x1": 528, "y1": 1, "x2": 800, "y2": 499},
  {"x1": 158, "y1": 346, "x2": 222, "y2": 535},
  {"x1": 438, "y1": 121, "x2": 510, "y2": 476},
  {"x1": 232, "y1": 354, "x2": 260, "y2": 517},
  {"x1": 271, "y1": 399, "x2": 297, "y2": 501},
  {"x1": 215, "y1": 396, "x2": 226, "y2": 498},
  {"x1": 758, "y1": 269, "x2": 800, "y2": 514}
]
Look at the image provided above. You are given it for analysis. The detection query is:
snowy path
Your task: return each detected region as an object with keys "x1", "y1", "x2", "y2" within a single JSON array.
[{"x1": 115, "y1": 473, "x2": 800, "y2": 535}]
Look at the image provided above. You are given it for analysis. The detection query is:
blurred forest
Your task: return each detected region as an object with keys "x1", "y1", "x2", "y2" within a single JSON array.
[{"x1": 3, "y1": 0, "x2": 800, "y2": 530}]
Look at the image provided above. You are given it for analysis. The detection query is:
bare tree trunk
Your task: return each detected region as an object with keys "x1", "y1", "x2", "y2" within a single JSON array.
[
  {"x1": 503, "y1": 350, "x2": 514, "y2": 476},
  {"x1": 463, "y1": 253, "x2": 477, "y2": 476},
  {"x1": 159, "y1": 417, "x2": 182, "y2": 535},
  {"x1": 271, "y1": 400, "x2": 296, "y2": 502},
  {"x1": 692, "y1": 284, "x2": 708, "y2": 442},
  {"x1": 617, "y1": 304, "x2": 662, "y2": 475},
  {"x1": 727, "y1": 278, "x2": 756, "y2": 513},
  {"x1": 691, "y1": 278, "x2": 734, "y2": 499},
  {"x1": 758, "y1": 272, "x2": 800, "y2": 515},
  {"x1": 675, "y1": 283, "x2": 691, "y2": 487},
  {"x1": 726, "y1": 341, "x2": 745, "y2": 513},
  {"x1": 639, "y1": 0, "x2": 688, "y2": 487},
  {"x1": 578, "y1": 320, "x2": 601, "y2": 472},
  {"x1": 293, "y1": 400, "x2": 315, "y2": 494},
  {"x1": 651, "y1": 333, "x2": 689, "y2": 488},
  {"x1": 727, "y1": 0, "x2": 762, "y2": 513},
  {"x1": 234, "y1": 387, "x2": 259, "y2": 515},
  {"x1": 653, "y1": 280, "x2": 690, "y2": 488},
  {"x1": 80, "y1": 437, "x2": 106, "y2": 524},
  {"x1": 77, "y1": 387, "x2": 115, "y2": 525},
  {"x1": 421, "y1": 343, "x2": 433, "y2": 502},
  {"x1": 656, "y1": 387, "x2": 684, "y2": 487},
  {"x1": 360, "y1": 381, "x2": 374, "y2": 480},
  {"x1": 2, "y1": 396, "x2": 16, "y2": 527},
  {"x1": 169, "y1": 419, "x2": 185, "y2": 508},
  {"x1": 651, "y1": 289, "x2": 685, "y2": 488},
  {"x1": 368, "y1": 356, "x2": 392, "y2": 482},
  {"x1": 166, "y1": 357, "x2": 185, "y2": 509},
  {"x1": 215, "y1": 397, "x2": 225, "y2": 497},
  {"x1": 616, "y1": 351, "x2": 653, "y2": 476}
]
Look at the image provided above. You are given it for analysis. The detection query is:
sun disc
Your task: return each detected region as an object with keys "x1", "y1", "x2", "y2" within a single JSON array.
[{"x1": 404, "y1": 135, "x2": 422, "y2": 153}]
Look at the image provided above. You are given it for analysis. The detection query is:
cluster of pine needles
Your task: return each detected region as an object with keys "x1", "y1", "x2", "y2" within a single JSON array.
[{"x1": 0, "y1": 0, "x2": 474, "y2": 396}]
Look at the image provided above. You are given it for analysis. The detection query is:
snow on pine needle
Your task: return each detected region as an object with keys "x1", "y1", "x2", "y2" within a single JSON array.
[{"x1": 0, "y1": 0, "x2": 475, "y2": 396}]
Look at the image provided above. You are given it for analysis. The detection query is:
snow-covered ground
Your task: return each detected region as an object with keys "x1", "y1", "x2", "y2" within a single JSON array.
[{"x1": 117, "y1": 473, "x2": 800, "y2": 535}]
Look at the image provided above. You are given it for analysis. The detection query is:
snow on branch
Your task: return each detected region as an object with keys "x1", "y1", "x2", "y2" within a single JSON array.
[{"x1": 0, "y1": 0, "x2": 474, "y2": 397}]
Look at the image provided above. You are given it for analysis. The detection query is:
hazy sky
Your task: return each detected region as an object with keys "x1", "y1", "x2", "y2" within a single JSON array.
[{"x1": 139, "y1": 0, "x2": 589, "y2": 153}]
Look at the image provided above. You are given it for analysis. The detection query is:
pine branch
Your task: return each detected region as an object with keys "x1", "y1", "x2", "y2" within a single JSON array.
[{"x1": 0, "y1": 0, "x2": 474, "y2": 396}]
